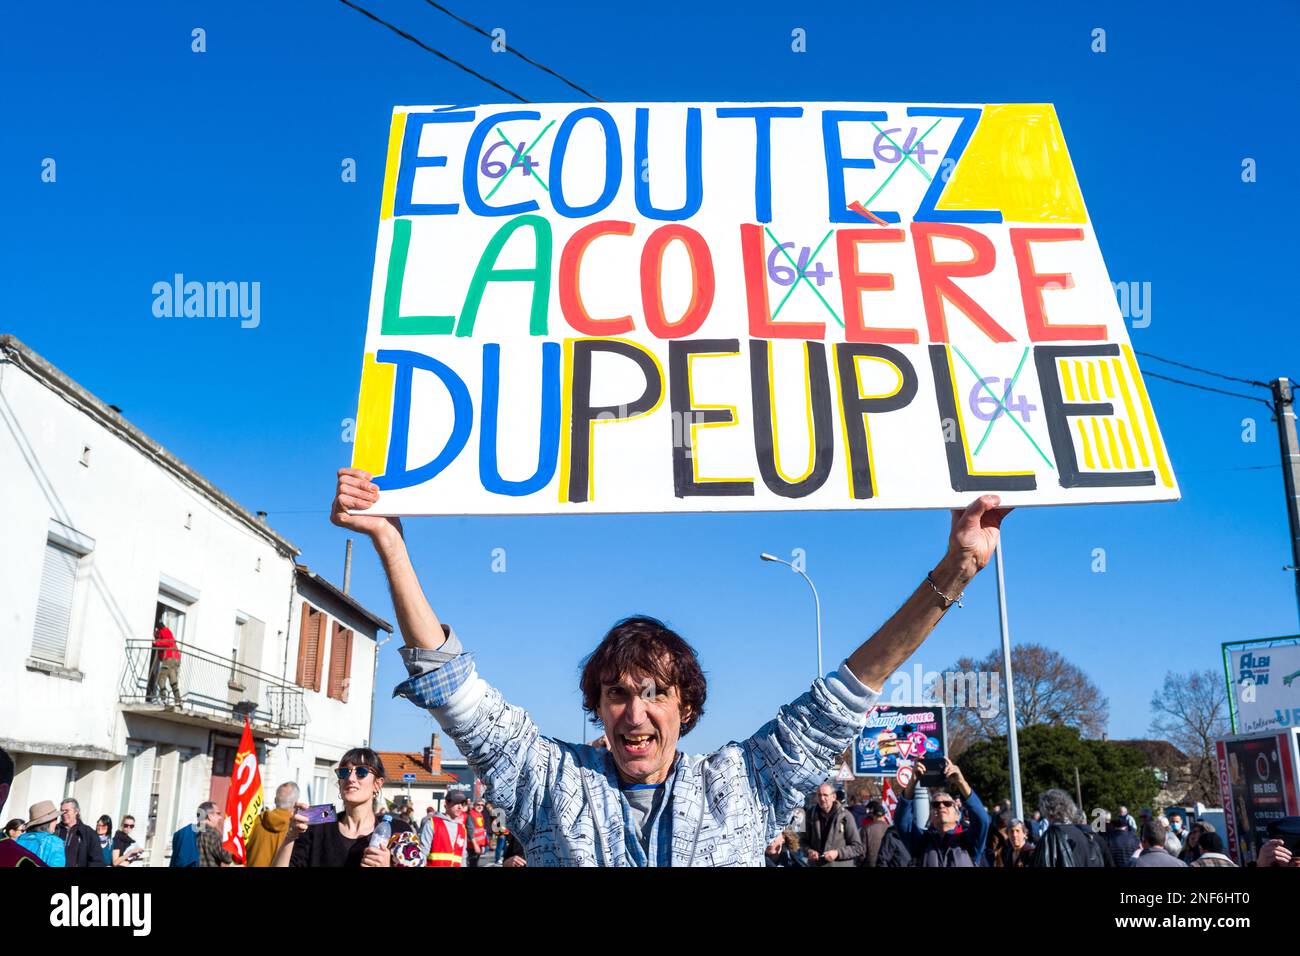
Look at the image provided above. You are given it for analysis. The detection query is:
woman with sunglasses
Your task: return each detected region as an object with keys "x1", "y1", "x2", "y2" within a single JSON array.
[
  {"x1": 274, "y1": 748, "x2": 392, "y2": 867},
  {"x1": 111, "y1": 816, "x2": 141, "y2": 866}
]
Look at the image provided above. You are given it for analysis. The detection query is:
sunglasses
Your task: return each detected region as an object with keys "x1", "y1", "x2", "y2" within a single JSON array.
[
  {"x1": 931, "y1": 800, "x2": 956, "y2": 809},
  {"x1": 123, "y1": 823, "x2": 135, "y2": 829},
  {"x1": 336, "y1": 766, "x2": 377, "y2": 780}
]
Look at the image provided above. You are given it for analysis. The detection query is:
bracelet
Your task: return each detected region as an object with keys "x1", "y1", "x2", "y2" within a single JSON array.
[{"x1": 925, "y1": 572, "x2": 964, "y2": 609}]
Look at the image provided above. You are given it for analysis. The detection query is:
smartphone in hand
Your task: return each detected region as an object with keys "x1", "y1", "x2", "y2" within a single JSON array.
[{"x1": 301, "y1": 804, "x2": 337, "y2": 825}]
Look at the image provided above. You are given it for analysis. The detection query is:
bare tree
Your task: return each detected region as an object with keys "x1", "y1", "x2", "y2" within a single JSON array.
[
  {"x1": 1149, "y1": 670, "x2": 1231, "y2": 804},
  {"x1": 936, "y1": 644, "x2": 1109, "y2": 754}
]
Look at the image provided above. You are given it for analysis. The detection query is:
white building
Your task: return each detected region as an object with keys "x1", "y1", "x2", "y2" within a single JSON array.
[
  {"x1": 0, "y1": 334, "x2": 391, "y2": 864},
  {"x1": 376, "y1": 733, "x2": 460, "y2": 814}
]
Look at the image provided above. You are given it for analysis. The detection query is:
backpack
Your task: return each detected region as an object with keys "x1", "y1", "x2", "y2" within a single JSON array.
[
  {"x1": 1078, "y1": 825, "x2": 1109, "y2": 867},
  {"x1": 1034, "y1": 823, "x2": 1107, "y2": 867},
  {"x1": 875, "y1": 826, "x2": 913, "y2": 868}
]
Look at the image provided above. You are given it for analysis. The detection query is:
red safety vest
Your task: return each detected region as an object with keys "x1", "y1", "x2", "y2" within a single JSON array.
[
  {"x1": 426, "y1": 816, "x2": 466, "y2": 867},
  {"x1": 467, "y1": 810, "x2": 487, "y2": 850}
]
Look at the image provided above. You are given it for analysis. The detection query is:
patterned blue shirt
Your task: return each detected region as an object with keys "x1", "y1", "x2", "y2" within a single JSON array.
[{"x1": 392, "y1": 631, "x2": 878, "y2": 866}]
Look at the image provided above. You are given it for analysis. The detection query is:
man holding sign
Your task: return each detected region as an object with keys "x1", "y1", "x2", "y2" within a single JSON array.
[{"x1": 332, "y1": 468, "x2": 1008, "y2": 866}]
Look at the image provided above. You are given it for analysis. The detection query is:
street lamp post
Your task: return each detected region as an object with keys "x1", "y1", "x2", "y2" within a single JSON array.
[
  {"x1": 760, "y1": 553, "x2": 823, "y2": 677},
  {"x1": 995, "y1": 541, "x2": 1024, "y2": 822}
]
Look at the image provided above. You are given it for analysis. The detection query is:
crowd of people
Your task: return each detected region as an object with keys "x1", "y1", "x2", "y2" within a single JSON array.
[
  {"x1": 3, "y1": 741, "x2": 1297, "y2": 869},
  {"x1": 0, "y1": 783, "x2": 144, "y2": 868},
  {"x1": 0, "y1": 744, "x2": 519, "y2": 869},
  {"x1": 766, "y1": 757, "x2": 1251, "y2": 868}
]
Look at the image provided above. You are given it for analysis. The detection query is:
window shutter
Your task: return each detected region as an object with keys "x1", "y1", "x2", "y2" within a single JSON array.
[
  {"x1": 311, "y1": 611, "x2": 323, "y2": 693},
  {"x1": 124, "y1": 744, "x2": 156, "y2": 852},
  {"x1": 295, "y1": 603, "x2": 309, "y2": 687},
  {"x1": 32, "y1": 540, "x2": 78, "y2": 664},
  {"x1": 328, "y1": 623, "x2": 354, "y2": 702},
  {"x1": 296, "y1": 604, "x2": 324, "y2": 692},
  {"x1": 342, "y1": 628, "x2": 353, "y2": 703},
  {"x1": 328, "y1": 624, "x2": 344, "y2": 700}
]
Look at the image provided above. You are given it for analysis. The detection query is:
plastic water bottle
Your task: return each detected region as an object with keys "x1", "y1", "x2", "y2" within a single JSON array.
[{"x1": 369, "y1": 818, "x2": 391, "y2": 850}]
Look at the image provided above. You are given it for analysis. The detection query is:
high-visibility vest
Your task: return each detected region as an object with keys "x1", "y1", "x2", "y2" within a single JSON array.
[
  {"x1": 467, "y1": 810, "x2": 487, "y2": 849},
  {"x1": 426, "y1": 816, "x2": 466, "y2": 867}
]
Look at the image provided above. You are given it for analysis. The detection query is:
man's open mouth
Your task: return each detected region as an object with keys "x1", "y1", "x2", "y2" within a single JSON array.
[{"x1": 619, "y1": 733, "x2": 656, "y2": 756}]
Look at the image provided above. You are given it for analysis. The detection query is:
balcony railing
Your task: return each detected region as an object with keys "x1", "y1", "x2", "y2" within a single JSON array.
[{"x1": 119, "y1": 640, "x2": 307, "y2": 735}]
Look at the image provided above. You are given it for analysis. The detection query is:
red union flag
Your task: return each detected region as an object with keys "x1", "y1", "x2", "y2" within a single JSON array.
[
  {"x1": 221, "y1": 718, "x2": 265, "y2": 864},
  {"x1": 882, "y1": 783, "x2": 899, "y2": 826}
]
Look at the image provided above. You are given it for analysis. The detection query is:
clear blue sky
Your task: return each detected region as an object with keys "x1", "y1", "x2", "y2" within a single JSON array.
[{"x1": 5, "y1": 1, "x2": 1298, "y2": 757}]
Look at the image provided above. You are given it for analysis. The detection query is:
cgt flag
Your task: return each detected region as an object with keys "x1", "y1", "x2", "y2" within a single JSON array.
[
  {"x1": 221, "y1": 718, "x2": 265, "y2": 864},
  {"x1": 881, "y1": 781, "x2": 899, "y2": 826}
]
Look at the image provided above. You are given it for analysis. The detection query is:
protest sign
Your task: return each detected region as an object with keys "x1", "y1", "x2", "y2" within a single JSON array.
[
  {"x1": 853, "y1": 704, "x2": 946, "y2": 778},
  {"x1": 349, "y1": 102, "x2": 1179, "y2": 515}
]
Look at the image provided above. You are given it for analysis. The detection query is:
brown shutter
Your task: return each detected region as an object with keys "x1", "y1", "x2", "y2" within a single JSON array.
[
  {"x1": 295, "y1": 602, "x2": 310, "y2": 687},
  {"x1": 341, "y1": 628, "x2": 353, "y2": 703},
  {"x1": 296, "y1": 604, "x2": 324, "y2": 692},
  {"x1": 328, "y1": 622, "x2": 349, "y2": 701}
]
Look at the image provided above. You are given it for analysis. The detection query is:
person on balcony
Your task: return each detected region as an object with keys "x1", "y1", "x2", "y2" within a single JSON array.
[{"x1": 152, "y1": 618, "x2": 183, "y2": 707}]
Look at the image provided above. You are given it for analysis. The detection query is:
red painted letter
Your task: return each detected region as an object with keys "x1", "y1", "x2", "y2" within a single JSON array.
[
  {"x1": 640, "y1": 225, "x2": 715, "y2": 339},
  {"x1": 739, "y1": 223, "x2": 825, "y2": 340},
  {"x1": 559, "y1": 220, "x2": 636, "y2": 335},
  {"x1": 1009, "y1": 227, "x2": 1105, "y2": 342},
  {"x1": 911, "y1": 222, "x2": 1012, "y2": 343},
  {"x1": 836, "y1": 228, "x2": 917, "y2": 344}
]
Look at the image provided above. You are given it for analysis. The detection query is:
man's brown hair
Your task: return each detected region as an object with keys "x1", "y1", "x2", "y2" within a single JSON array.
[{"x1": 579, "y1": 616, "x2": 707, "y2": 735}]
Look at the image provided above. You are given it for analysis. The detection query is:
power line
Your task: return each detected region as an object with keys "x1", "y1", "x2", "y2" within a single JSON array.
[
  {"x1": 420, "y1": 0, "x2": 603, "y2": 101},
  {"x1": 1142, "y1": 369, "x2": 1276, "y2": 410},
  {"x1": 1181, "y1": 464, "x2": 1280, "y2": 475},
  {"x1": 1135, "y1": 349, "x2": 1271, "y2": 390},
  {"x1": 337, "y1": 0, "x2": 529, "y2": 102}
]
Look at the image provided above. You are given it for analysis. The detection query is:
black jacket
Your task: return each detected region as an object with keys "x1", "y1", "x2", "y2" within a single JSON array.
[
  {"x1": 57, "y1": 821, "x2": 106, "y2": 868},
  {"x1": 1033, "y1": 823, "x2": 1111, "y2": 867},
  {"x1": 1104, "y1": 828, "x2": 1140, "y2": 867}
]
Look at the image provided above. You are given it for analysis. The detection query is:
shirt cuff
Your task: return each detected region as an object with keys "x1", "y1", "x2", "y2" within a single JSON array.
[
  {"x1": 827, "y1": 660, "x2": 881, "y2": 713},
  {"x1": 393, "y1": 652, "x2": 476, "y2": 710},
  {"x1": 397, "y1": 625, "x2": 462, "y2": 678}
]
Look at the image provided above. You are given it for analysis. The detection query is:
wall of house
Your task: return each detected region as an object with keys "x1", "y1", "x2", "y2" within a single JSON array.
[
  {"x1": 0, "y1": 353, "x2": 384, "y2": 863},
  {"x1": 260, "y1": 585, "x2": 381, "y2": 806}
]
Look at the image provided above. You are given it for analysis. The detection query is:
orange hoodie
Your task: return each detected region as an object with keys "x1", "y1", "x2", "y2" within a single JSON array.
[{"x1": 243, "y1": 807, "x2": 293, "y2": 867}]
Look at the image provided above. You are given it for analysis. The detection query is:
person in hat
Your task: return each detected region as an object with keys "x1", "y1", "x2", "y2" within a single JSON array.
[
  {"x1": 16, "y1": 801, "x2": 65, "y2": 866},
  {"x1": 333, "y1": 470, "x2": 1010, "y2": 866},
  {"x1": 420, "y1": 791, "x2": 468, "y2": 867}
]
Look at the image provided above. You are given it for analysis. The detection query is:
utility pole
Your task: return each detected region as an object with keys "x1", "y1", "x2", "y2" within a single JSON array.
[
  {"x1": 1272, "y1": 378, "x2": 1300, "y2": 627},
  {"x1": 995, "y1": 541, "x2": 1024, "y2": 822}
]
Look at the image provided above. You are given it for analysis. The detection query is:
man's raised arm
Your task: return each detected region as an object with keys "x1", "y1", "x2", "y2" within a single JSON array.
[
  {"x1": 846, "y1": 494, "x2": 1010, "y2": 691},
  {"x1": 331, "y1": 468, "x2": 445, "y2": 651},
  {"x1": 330, "y1": 469, "x2": 558, "y2": 838}
]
